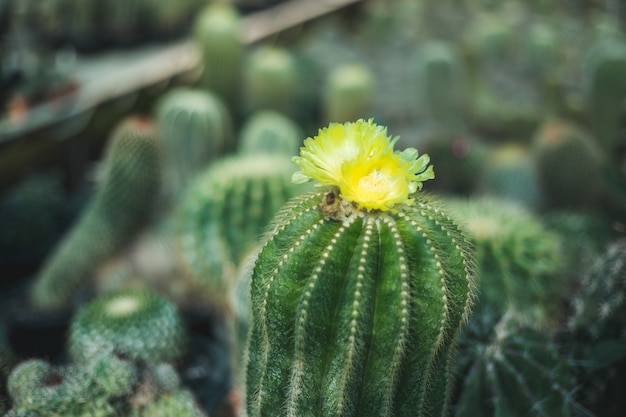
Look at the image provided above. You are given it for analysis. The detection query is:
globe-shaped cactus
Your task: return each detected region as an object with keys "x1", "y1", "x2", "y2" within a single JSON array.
[{"x1": 245, "y1": 119, "x2": 475, "y2": 416}]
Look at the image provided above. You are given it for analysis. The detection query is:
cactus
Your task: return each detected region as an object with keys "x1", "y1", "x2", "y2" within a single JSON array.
[
  {"x1": 138, "y1": 390, "x2": 207, "y2": 417},
  {"x1": 245, "y1": 119, "x2": 475, "y2": 417},
  {"x1": 476, "y1": 142, "x2": 543, "y2": 210},
  {"x1": 322, "y1": 62, "x2": 375, "y2": 124},
  {"x1": 242, "y1": 46, "x2": 300, "y2": 119},
  {"x1": 531, "y1": 118, "x2": 608, "y2": 210},
  {"x1": 444, "y1": 197, "x2": 565, "y2": 326},
  {"x1": 238, "y1": 111, "x2": 304, "y2": 157},
  {"x1": 584, "y1": 36, "x2": 626, "y2": 153},
  {"x1": 567, "y1": 239, "x2": 626, "y2": 417},
  {"x1": 155, "y1": 87, "x2": 233, "y2": 198},
  {"x1": 453, "y1": 310, "x2": 575, "y2": 417},
  {"x1": 87, "y1": 350, "x2": 139, "y2": 397},
  {"x1": 176, "y1": 153, "x2": 309, "y2": 306},
  {"x1": 68, "y1": 289, "x2": 187, "y2": 365},
  {"x1": 31, "y1": 116, "x2": 163, "y2": 309},
  {"x1": 413, "y1": 41, "x2": 467, "y2": 134},
  {"x1": 193, "y1": 2, "x2": 243, "y2": 106}
]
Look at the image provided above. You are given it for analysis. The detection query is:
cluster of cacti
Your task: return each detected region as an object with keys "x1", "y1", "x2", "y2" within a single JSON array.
[
  {"x1": 30, "y1": 117, "x2": 164, "y2": 310},
  {"x1": 155, "y1": 87, "x2": 233, "y2": 199},
  {"x1": 193, "y1": 2, "x2": 244, "y2": 107},
  {"x1": 245, "y1": 119, "x2": 475, "y2": 416},
  {"x1": 322, "y1": 62, "x2": 375, "y2": 124},
  {"x1": 444, "y1": 197, "x2": 565, "y2": 325},
  {"x1": 176, "y1": 151, "x2": 310, "y2": 307},
  {"x1": 238, "y1": 110, "x2": 303, "y2": 157},
  {"x1": 453, "y1": 310, "x2": 575, "y2": 417},
  {"x1": 68, "y1": 289, "x2": 187, "y2": 364},
  {"x1": 413, "y1": 41, "x2": 467, "y2": 134},
  {"x1": 242, "y1": 46, "x2": 300, "y2": 119}
]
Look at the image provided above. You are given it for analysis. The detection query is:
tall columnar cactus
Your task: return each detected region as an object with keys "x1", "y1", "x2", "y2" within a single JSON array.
[
  {"x1": 454, "y1": 310, "x2": 575, "y2": 417},
  {"x1": 238, "y1": 110, "x2": 304, "y2": 157},
  {"x1": 155, "y1": 87, "x2": 233, "y2": 198},
  {"x1": 31, "y1": 116, "x2": 163, "y2": 309},
  {"x1": 245, "y1": 119, "x2": 475, "y2": 417},
  {"x1": 443, "y1": 197, "x2": 565, "y2": 326},
  {"x1": 68, "y1": 289, "x2": 187, "y2": 365},
  {"x1": 176, "y1": 153, "x2": 309, "y2": 306},
  {"x1": 531, "y1": 118, "x2": 608, "y2": 210},
  {"x1": 242, "y1": 46, "x2": 300, "y2": 118},
  {"x1": 193, "y1": 2, "x2": 243, "y2": 106},
  {"x1": 322, "y1": 62, "x2": 375, "y2": 124},
  {"x1": 567, "y1": 239, "x2": 626, "y2": 417},
  {"x1": 414, "y1": 41, "x2": 467, "y2": 134},
  {"x1": 584, "y1": 37, "x2": 626, "y2": 153}
]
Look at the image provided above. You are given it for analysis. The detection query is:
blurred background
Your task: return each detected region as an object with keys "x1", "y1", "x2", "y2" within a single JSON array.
[{"x1": 0, "y1": 0, "x2": 626, "y2": 416}]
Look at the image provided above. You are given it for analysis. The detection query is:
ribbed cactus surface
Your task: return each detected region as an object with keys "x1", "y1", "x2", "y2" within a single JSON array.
[
  {"x1": 31, "y1": 117, "x2": 163, "y2": 309},
  {"x1": 245, "y1": 119, "x2": 475, "y2": 417}
]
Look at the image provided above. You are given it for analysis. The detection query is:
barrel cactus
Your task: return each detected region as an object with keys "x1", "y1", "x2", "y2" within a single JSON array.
[
  {"x1": 322, "y1": 62, "x2": 375, "y2": 124},
  {"x1": 238, "y1": 110, "x2": 304, "y2": 157},
  {"x1": 31, "y1": 116, "x2": 163, "y2": 309},
  {"x1": 245, "y1": 119, "x2": 475, "y2": 417},
  {"x1": 68, "y1": 289, "x2": 187, "y2": 365}
]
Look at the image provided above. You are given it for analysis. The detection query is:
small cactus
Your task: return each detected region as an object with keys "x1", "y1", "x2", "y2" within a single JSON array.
[
  {"x1": 193, "y1": 2, "x2": 243, "y2": 106},
  {"x1": 155, "y1": 87, "x2": 233, "y2": 198},
  {"x1": 245, "y1": 119, "x2": 475, "y2": 417},
  {"x1": 242, "y1": 46, "x2": 300, "y2": 118},
  {"x1": 238, "y1": 111, "x2": 304, "y2": 157},
  {"x1": 139, "y1": 390, "x2": 208, "y2": 417},
  {"x1": 30, "y1": 117, "x2": 163, "y2": 309},
  {"x1": 68, "y1": 289, "x2": 187, "y2": 365},
  {"x1": 322, "y1": 62, "x2": 375, "y2": 124},
  {"x1": 454, "y1": 311, "x2": 575, "y2": 417}
]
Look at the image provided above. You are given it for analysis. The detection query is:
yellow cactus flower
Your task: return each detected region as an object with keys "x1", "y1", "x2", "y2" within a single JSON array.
[{"x1": 292, "y1": 119, "x2": 434, "y2": 211}]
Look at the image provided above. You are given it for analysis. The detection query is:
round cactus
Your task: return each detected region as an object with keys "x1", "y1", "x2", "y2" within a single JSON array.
[
  {"x1": 176, "y1": 153, "x2": 310, "y2": 306},
  {"x1": 238, "y1": 111, "x2": 304, "y2": 157},
  {"x1": 245, "y1": 119, "x2": 475, "y2": 417},
  {"x1": 155, "y1": 87, "x2": 233, "y2": 198},
  {"x1": 444, "y1": 196, "x2": 565, "y2": 326},
  {"x1": 30, "y1": 116, "x2": 164, "y2": 309},
  {"x1": 139, "y1": 389, "x2": 207, "y2": 417},
  {"x1": 242, "y1": 46, "x2": 300, "y2": 118},
  {"x1": 86, "y1": 350, "x2": 139, "y2": 397},
  {"x1": 68, "y1": 289, "x2": 187, "y2": 364},
  {"x1": 322, "y1": 62, "x2": 375, "y2": 124},
  {"x1": 193, "y1": 2, "x2": 243, "y2": 105},
  {"x1": 454, "y1": 311, "x2": 575, "y2": 417}
]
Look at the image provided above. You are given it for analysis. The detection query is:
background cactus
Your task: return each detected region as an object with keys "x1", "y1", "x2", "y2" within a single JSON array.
[
  {"x1": 444, "y1": 197, "x2": 565, "y2": 326},
  {"x1": 68, "y1": 288, "x2": 187, "y2": 364},
  {"x1": 322, "y1": 62, "x2": 375, "y2": 124},
  {"x1": 155, "y1": 87, "x2": 233, "y2": 199},
  {"x1": 238, "y1": 110, "x2": 304, "y2": 157},
  {"x1": 453, "y1": 310, "x2": 575, "y2": 417},
  {"x1": 193, "y1": 2, "x2": 243, "y2": 107},
  {"x1": 242, "y1": 45, "x2": 300, "y2": 119},
  {"x1": 30, "y1": 116, "x2": 164, "y2": 309},
  {"x1": 245, "y1": 119, "x2": 475, "y2": 417}
]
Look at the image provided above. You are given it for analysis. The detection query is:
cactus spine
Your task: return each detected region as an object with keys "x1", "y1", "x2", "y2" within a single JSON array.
[
  {"x1": 245, "y1": 119, "x2": 475, "y2": 417},
  {"x1": 31, "y1": 116, "x2": 163, "y2": 309}
]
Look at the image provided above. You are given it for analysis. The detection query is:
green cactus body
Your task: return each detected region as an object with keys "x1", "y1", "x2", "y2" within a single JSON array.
[
  {"x1": 68, "y1": 289, "x2": 187, "y2": 364},
  {"x1": 454, "y1": 311, "x2": 574, "y2": 417},
  {"x1": 243, "y1": 46, "x2": 300, "y2": 118},
  {"x1": 87, "y1": 351, "x2": 139, "y2": 397},
  {"x1": 245, "y1": 190, "x2": 475, "y2": 417},
  {"x1": 176, "y1": 154, "x2": 309, "y2": 304},
  {"x1": 193, "y1": 2, "x2": 243, "y2": 105},
  {"x1": 238, "y1": 111, "x2": 304, "y2": 157},
  {"x1": 444, "y1": 197, "x2": 565, "y2": 326},
  {"x1": 584, "y1": 38, "x2": 626, "y2": 153},
  {"x1": 156, "y1": 87, "x2": 233, "y2": 198},
  {"x1": 532, "y1": 119, "x2": 608, "y2": 210},
  {"x1": 139, "y1": 390, "x2": 208, "y2": 417},
  {"x1": 322, "y1": 62, "x2": 375, "y2": 124},
  {"x1": 31, "y1": 117, "x2": 163, "y2": 309},
  {"x1": 414, "y1": 41, "x2": 467, "y2": 134}
]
